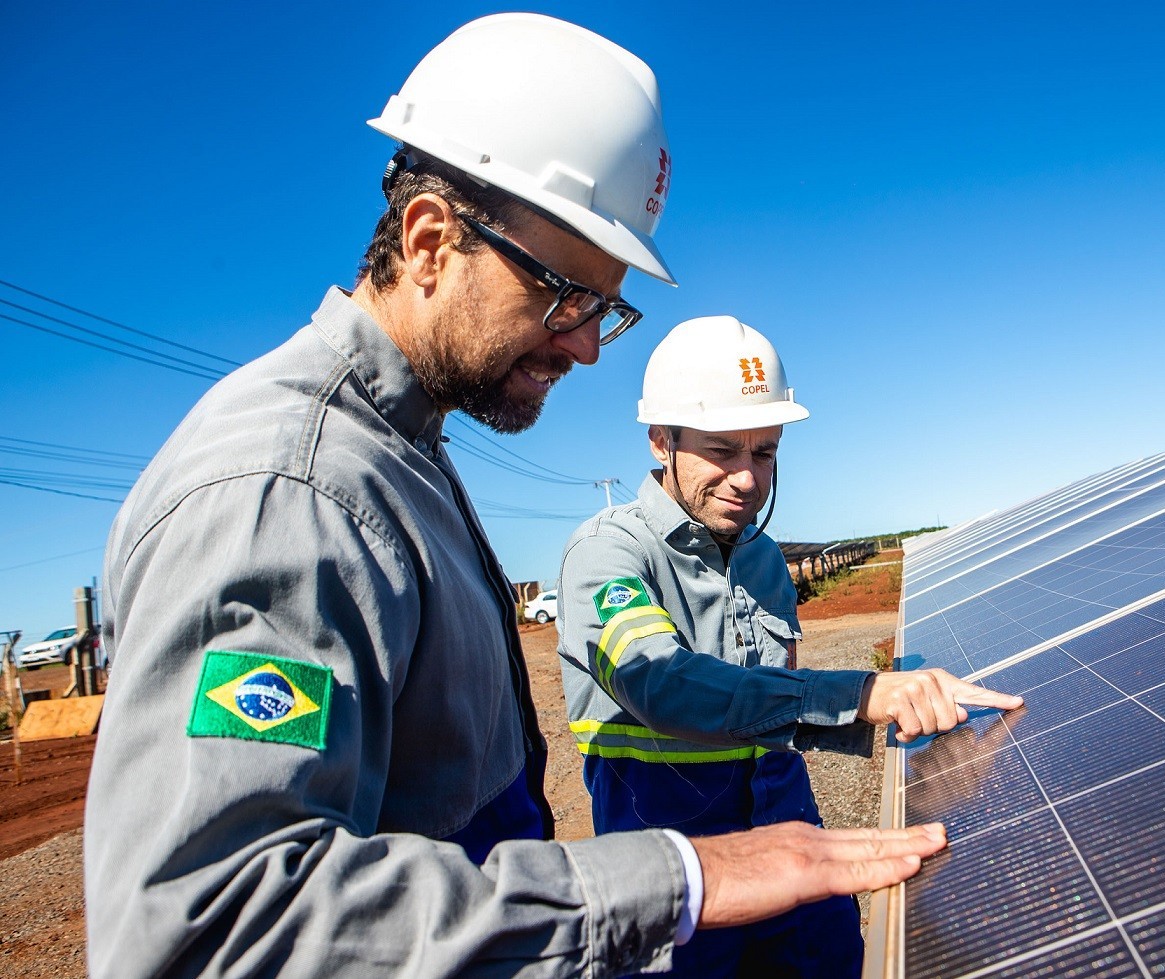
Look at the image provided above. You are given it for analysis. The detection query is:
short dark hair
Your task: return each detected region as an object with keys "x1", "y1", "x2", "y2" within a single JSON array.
[{"x1": 357, "y1": 151, "x2": 525, "y2": 291}]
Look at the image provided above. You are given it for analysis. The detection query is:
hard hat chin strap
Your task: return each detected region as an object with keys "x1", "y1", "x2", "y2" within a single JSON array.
[{"x1": 744, "y1": 485, "x2": 778, "y2": 545}]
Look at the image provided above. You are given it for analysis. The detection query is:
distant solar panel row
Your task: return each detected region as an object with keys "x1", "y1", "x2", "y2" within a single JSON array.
[{"x1": 865, "y1": 452, "x2": 1165, "y2": 979}]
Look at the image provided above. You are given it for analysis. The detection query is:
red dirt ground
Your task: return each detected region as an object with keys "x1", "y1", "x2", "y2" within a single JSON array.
[
  {"x1": 0, "y1": 736, "x2": 96, "y2": 862},
  {"x1": 1, "y1": 664, "x2": 104, "y2": 862},
  {"x1": 796, "y1": 550, "x2": 903, "y2": 620}
]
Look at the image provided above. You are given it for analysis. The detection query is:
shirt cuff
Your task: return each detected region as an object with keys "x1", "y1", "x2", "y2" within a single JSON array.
[
  {"x1": 799, "y1": 668, "x2": 873, "y2": 726},
  {"x1": 661, "y1": 829, "x2": 702, "y2": 945}
]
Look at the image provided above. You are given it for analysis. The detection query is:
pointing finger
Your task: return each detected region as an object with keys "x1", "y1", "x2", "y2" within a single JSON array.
[{"x1": 949, "y1": 680, "x2": 1024, "y2": 710}]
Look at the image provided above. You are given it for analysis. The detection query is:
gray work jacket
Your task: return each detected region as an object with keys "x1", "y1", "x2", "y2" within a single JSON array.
[
  {"x1": 85, "y1": 288, "x2": 685, "y2": 978},
  {"x1": 557, "y1": 473, "x2": 875, "y2": 759}
]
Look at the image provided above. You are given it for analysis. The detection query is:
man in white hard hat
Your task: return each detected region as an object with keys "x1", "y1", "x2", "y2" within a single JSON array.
[
  {"x1": 86, "y1": 18, "x2": 951, "y2": 978},
  {"x1": 557, "y1": 316, "x2": 1023, "y2": 977}
]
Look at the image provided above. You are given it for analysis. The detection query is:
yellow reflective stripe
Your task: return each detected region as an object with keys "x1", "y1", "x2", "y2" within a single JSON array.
[
  {"x1": 601, "y1": 622, "x2": 677, "y2": 690},
  {"x1": 594, "y1": 606, "x2": 676, "y2": 694},
  {"x1": 576, "y1": 743, "x2": 757, "y2": 763},
  {"x1": 569, "y1": 719, "x2": 678, "y2": 740},
  {"x1": 570, "y1": 718, "x2": 762, "y2": 763},
  {"x1": 596, "y1": 605, "x2": 671, "y2": 656}
]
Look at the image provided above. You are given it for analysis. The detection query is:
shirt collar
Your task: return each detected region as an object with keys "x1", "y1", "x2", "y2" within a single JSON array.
[
  {"x1": 310, "y1": 286, "x2": 445, "y2": 452},
  {"x1": 638, "y1": 470, "x2": 711, "y2": 547}
]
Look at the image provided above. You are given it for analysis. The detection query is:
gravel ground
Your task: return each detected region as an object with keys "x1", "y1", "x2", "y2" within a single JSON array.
[
  {"x1": 0, "y1": 829, "x2": 85, "y2": 978},
  {"x1": 797, "y1": 611, "x2": 898, "y2": 929}
]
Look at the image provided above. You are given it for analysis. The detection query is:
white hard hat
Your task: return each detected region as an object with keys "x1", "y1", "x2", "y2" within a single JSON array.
[
  {"x1": 368, "y1": 13, "x2": 675, "y2": 284},
  {"x1": 637, "y1": 316, "x2": 809, "y2": 431}
]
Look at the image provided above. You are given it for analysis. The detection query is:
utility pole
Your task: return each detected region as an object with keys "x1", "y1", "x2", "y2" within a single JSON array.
[
  {"x1": 72, "y1": 586, "x2": 97, "y2": 697},
  {"x1": 2, "y1": 630, "x2": 23, "y2": 783},
  {"x1": 595, "y1": 478, "x2": 618, "y2": 508}
]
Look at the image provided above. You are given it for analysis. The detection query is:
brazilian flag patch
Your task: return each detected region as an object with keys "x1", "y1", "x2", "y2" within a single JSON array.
[
  {"x1": 593, "y1": 576, "x2": 652, "y2": 624},
  {"x1": 187, "y1": 651, "x2": 332, "y2": 750}
]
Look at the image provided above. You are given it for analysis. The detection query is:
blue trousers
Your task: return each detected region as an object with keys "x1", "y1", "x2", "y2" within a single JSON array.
[{"x1": 585, "y1": 753, "x2": 864, "y2": 978}]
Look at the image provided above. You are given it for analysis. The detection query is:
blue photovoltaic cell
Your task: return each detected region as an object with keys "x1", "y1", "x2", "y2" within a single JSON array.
[
  {"x1": 1127, "y1": 910, "x2": 1165, "y2": 974},
  {"x1": 903, "y1": 478, "x2": 1165, "y2": 605},
  {"x1": 998, "y1": 670, "x2": 1125, "y2": 743},
  {"x1": 905, "y1": 809, "x2": 1108, "y2": 978},
  {"x1": 980, "y1": 928, "x2": 1142, "y2": 978},
  {"x1": 895, "y1": 454, "x2": 1165, "y2": 978},
  {"x1": 904, "y1": 740, "x2": 1045, "y2": 839},
  {"x1": 978, "y1": 648, "x2": 1083, "y2": 695},
  {"x1": 1090, "y1": 635, "x2": 1165, "y2": 696},
  {"x1": 1137, "y1": 683, "x2": 1165, "y2": 718},
  {"x1": 904, "y1": 463, "x2": 1165, "y2": 603},
  {"x1": 901, "y1": 509, "x2": 1165, "y2": 675},
  {"x1": 1057, "y1": 598, "x2": 1165, "y2": 662},
  {"x1": 902, "y1": 455, "x2": 1165, "y2": 591},
  {"x1": 1021, "y1": 699, "x2": 1165, "y2": 803},
  {"x1": 1057, "y1": 765, "x2": 1165, "y2": 918}
]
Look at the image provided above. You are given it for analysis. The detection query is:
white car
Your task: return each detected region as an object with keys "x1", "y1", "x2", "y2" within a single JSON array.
[
  {"x1": 18, "y1": 626, "x2": 80, "y2": 669},
  {"x1": 523, "y1": 591, "x2": 558, "y2": 625}
]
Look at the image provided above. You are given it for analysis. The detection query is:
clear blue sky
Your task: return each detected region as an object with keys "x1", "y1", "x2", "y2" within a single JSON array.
[{"x1": 2, "y1": 1, "x2": 1163, "y2": 645}]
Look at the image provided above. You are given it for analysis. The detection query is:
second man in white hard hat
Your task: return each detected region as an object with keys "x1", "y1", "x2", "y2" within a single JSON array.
[{"x1": 557, "y1": 315, "x2": 1023, "y2": 978}]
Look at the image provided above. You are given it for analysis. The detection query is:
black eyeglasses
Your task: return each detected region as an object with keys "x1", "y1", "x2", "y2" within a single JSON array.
[{"x1": 456, "y1": 213, "x2": 642, "y2": 345}]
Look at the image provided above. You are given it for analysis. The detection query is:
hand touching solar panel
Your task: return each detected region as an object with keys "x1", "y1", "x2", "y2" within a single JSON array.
[
  {"x1": 858, "y1": 669, "x2": 1024, "y2": 742},
  {"x1": 691, "y1": 822, "x2": 949, "y2": 927}
]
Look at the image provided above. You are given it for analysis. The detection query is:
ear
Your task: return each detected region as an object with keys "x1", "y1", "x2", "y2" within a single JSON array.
[
  {"x1": 399, "y1": 194, "x2": 458, "y2": 290},
  {"x1": 648, "y1": 424, "x2": 670, "y2": 467}
]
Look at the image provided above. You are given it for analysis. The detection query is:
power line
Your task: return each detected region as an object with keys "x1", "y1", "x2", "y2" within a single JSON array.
[
  {"x1": 0, "y1": 436, "x2": 143, "y2": 501},
  {"x1": 445, "y1": 434, "x2": 596, "y2": 485},
  {"x1": 1, "y1": 297, "x2": 237, "y2": 378},
  {"x1": 0, "y1": 435, "x2": 151, "y2": 463},
  {"x1": 1, "y1": 310, "x2": 226, "y2": 382},
  {"x1": 448, "y1": 414, "x2": 594, "y2": 484},
  {"x1": 0, "y1": 442, "x2": 149, "y2": 471},
  {"x1": 0, "y1": 279, "x2": 242, "y2": 368},
  {"x1": 0, "y1": 445, "x2": 144, "y2": 470},
  {"x1": 0, "y1": 281, "x2": 638, "y2": 498},
  {"x1": 444, "y1": 417, "x2": 642, "y2": 503},
  {"x1": 609, "y1": 480, "x2": 637, "y2": 505},
  {"x1": 0, "y1": 467, "x2": 135, "y2": 491},
  {"x1": 475, "y1": 497, "x2": 596, "y2": 522},
  {"x1": 0, "y1": 545, "x2": 106, "y2": 574},
  {"x1": 0, "y1": 477, "x2": 123, "y2": 503}
]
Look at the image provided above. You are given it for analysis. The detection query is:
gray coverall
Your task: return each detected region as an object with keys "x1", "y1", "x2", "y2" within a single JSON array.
[{"x1": 85, "y1": 288, "x2": 686, "y2": 978}]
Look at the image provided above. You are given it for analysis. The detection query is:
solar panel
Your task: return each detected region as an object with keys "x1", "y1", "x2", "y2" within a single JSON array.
[{"x1": 864, "y1": 452, "x2": 1165, "y2": 979}]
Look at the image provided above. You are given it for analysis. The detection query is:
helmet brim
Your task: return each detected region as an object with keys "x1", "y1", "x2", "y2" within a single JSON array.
[{"x1": 637, "y1": 401, "x2": 809, "y2": 432}]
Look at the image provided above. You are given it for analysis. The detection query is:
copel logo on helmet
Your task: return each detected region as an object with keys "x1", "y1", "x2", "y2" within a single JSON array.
[
  {"x1": 646, "y1": 148, "x2": 671, "y2": 216},
  {"x1": 739, "y1": 357, "x2": 770, "y2": 395},
  {"x1": 606, "y1": 584, "x2": 634, "y2": 607}
]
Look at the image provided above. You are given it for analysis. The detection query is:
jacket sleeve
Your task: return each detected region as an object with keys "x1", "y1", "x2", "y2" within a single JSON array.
[
  {"x1": 85, "y1": 476, "x2": 685, "y2": 978},
  {"x1": 558, "y1": 527, "x2": 872, "y2": 754}
]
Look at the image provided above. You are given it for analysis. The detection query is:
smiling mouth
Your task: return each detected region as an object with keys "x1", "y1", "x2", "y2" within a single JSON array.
[
  {"x1": 513, "y1": 361, "x2": 569, "y2": 394},
  {"x1": 717, "y1": 497, "x2": 752, "y2": 510}
]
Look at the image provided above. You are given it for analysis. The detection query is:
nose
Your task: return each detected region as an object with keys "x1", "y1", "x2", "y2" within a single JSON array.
[
  {"x1": 727, "y1": 464, "x2": 758, "y2": 495},
  {"x1": 549, "y1": 319, "x2": 601, "y2": 366}
]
